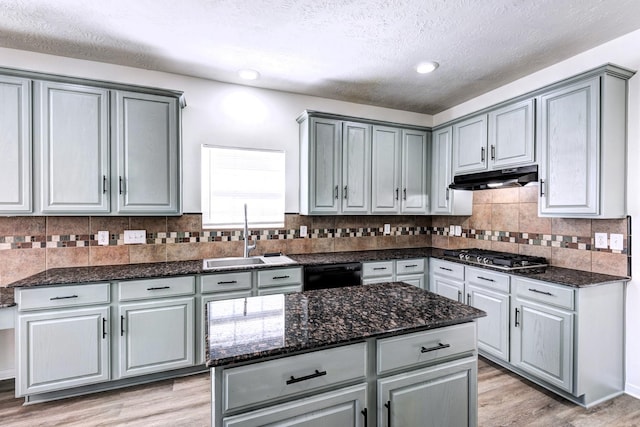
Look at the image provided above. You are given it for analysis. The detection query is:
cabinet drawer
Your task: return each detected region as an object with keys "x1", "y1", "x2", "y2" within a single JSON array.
[
  {"x1": 17, "y1": 283, "x2": 110, "y2": 311},
  {"x1": 430, "y1": 259, "x2": 464, "y2": 280},
  {"x1": 202, "y1": 272, "x2": 252, "y2": 293},
  {"x1": 362, "y1": 261, "x2": 394, "y2": 278},
  {"x1": 376, "y1": 322, "x2": 476, "y2": 374},
  {"x1": 257, "y1": 267, "x2": 302, "y2": 288},
  {"x1": 514, "y1": 278, "x2": 574, "y2": 310},
  {"x1": 396, "y1": 258, "x2": 425, "y2": 275},
  {"x1": 223, "y1": 342, "x2": 367, "y2": 411},
  {"x1": 118, "y1": 276, "x2": 195, "y2": 301},
  {"x1": 466, "y1": 267, "x2": 510, "y2": 293}
]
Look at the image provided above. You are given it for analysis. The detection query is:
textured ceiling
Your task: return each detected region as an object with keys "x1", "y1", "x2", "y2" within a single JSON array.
[{"x1": 1, "y1": 0, "x2": 640, "y2": 114}]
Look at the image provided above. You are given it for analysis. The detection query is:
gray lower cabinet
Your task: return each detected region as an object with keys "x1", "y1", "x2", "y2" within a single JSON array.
[
  {"x1": 377, "y1": 357, "x2": 477, "y2": 427},
  {"x1": 37, "y1": 81, "x2": 110, "y2": 213},
  {"x1": 15, "y1": 283, "x2": 111, "y2": 397},
  {"x1": 0, "y1": 75, "x2": 32, "y2": 213},
  {"x1": 362, "y1": 258, "x2": 426, "y2": 289},
  {"x1": 429, "y1": 258, "x2": 465, "y2": 302}
]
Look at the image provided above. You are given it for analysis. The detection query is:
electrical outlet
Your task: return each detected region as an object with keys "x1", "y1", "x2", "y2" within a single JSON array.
[
  {"x1": 383, "y1": 224, "x2": 391, "y2": 235},
  {"x1": 97, "y1": 231, "x2": 109, "y2": 246},
  {"x1": 124, "y1": 229, "x2": 146, "y2": 244},
  {"x1": 594, "y1": 232, "x2": 608, "y2": 249},
  {"x1": 454, "y1": 225, "x2": 462, "y2": 237},
  {"x1": 449, "y1": 225, "x2": 455, "y2": 235},
  {"x1": 610, "y1": 233, "x2": 624, "y2": 251},
  {"x1": 299, "y1": 225, "x2": 308, "y2": 238}
]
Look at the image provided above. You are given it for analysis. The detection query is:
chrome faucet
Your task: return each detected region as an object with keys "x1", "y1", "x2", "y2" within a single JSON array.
[{"x1": 243, "y1": 203, "x2": 256, "y2": 257}]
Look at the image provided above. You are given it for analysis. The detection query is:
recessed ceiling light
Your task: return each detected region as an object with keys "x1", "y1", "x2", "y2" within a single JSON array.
[
  {"x1": 416, "y1": 62, "x2": 439, "y2": 74},
  {"x1": 238, "y1": 69, "x2": 260, "y2": 80}
]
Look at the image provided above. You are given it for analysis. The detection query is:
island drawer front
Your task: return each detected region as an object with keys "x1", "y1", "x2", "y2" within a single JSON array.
[
  {"x1": 257, "y1": 267, "x2": 302, "y2": 288},
  {"x1": 118, "y1": 276, "x2": 195, "y2": 301},
  {"x1": 376, "y1": 322, "x2": 476, "y2": 374},
  {"x1": 396, "y1": 258, "x2": 425, "y2": 274},
  {"x1": 222, "y1": 342, "x2": 367, "y2": 411},
  {"x1": 513, "y1": 277, "x2": 574, "y2": 310},
  {"x1": 16, "y1": 283, "x2": 110, "y2": 311},
  {"x1": 466, "y1": 267, "x2": 510, "y2": 293},
  {"x1": 363, "y1": 261, "x2": 394, "y2": 278},
  {"x1": 202, "y1": 272, "x2": 252, "y2": 293},
  {"x1": 430, "y1": 259, "x2": 464, "y2": 280}
]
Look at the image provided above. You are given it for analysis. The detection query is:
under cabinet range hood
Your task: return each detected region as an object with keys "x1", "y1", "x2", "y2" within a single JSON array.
[{"x1": 449, "y1": 164, "x2": 538, "y2": 191}]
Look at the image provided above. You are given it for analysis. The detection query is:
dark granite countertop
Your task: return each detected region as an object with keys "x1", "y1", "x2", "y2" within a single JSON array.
[
  {"x1": 205, "y1": 282, "x2": 485, "y2": 367},
  {"x1": 0, "y1": 287, "x2": 15, "y2": 308},
  {"x1": 6, "y1": 247, "x2": 629, "y2": 291}
]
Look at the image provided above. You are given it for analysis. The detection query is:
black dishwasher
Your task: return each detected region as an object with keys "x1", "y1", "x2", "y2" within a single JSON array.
[{"x1": 303, "y1": 263, "x2": 362, "y2": 291}]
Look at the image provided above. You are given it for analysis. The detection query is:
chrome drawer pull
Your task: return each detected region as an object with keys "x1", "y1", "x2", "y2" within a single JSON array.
[
  {"x1": 286, "y1": 369, "x2": 327, "y2": 385},
  {"x1": 528, "y1": 288, "x2": 553, "y2": 296},
  {"x1": 361, "y1": 408, "x2": 368, "y2": 427},
  {"x1": 102, "y1": 317, "x2": 107, "y2": 339},
  {"x1": 477, "y1": 276, "x2": 495, "y2": 282},
  {"x1": 439, "y1": 267, "x2": 453, "y2": 271},
  {"x1": 404, "y1": 264, "x2": 418, "y2": 268},
  {"x1": 272, "y1": 275, "x2": 290, "y2": 280},
  {"x1": 421, "y1": 342, "x2": 451, "y2": 353},
  {"x1": 217, "y1": 280, "x2": 238, "y2": 285},
  {"x1": 373, "y1": 267, "x2": 387, "y2": 270},
  {"x1": 50, "y1": 295, "x2": 78, "y2": 301},
  {"x1": 147, "y1": 286, "x2": 170, "y2": 291}
]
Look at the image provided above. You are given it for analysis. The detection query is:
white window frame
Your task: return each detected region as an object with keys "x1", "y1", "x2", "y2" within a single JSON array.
[{"x1": 201, "y1": 145, "x2": 285, "y2": 229}]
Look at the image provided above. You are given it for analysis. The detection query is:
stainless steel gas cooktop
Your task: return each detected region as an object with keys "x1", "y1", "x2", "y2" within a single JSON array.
[{"x1": 443, "y1": 248, "x2": 548, "y2": 271}]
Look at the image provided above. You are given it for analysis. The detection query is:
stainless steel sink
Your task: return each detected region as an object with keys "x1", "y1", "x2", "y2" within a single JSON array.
[
  {"x1": 203, "y1": 257, "x2": 265, "y2": 270},
  {"x1": 202, "y1": 255, "x2": 296, "y2": 270}
]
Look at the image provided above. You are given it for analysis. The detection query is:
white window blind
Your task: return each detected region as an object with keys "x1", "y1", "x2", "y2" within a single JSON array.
[{"x1": 201, "y1": 145, "x2": 285, "y2": 228}]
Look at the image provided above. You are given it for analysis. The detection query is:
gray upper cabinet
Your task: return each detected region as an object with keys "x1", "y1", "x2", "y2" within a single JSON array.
[
  {"x1": 401, "y1": 129, "x2": 429, "y2": 213},
  {"x1": 431, "y1": 127, "x2": 472, "y2": 216},
  {"x1": 452, "y1": 114, "x2": 488, "y2": 175},
  {"x1": 38, "y1": 82, "x2": 110, "y2": 214},
  {"x1": 488, "y1": 99, "x2": 535, "y2": 168},
  {"x1": 371, "y1": 126, "x2": 402, "y2": 213},
  {"x1": 114, "y1": 91, "x2": 180, "y2": 215},
  {"x1": 0, "y1": 75, "x2": 31, "y2": 214},
  {"x1": 538, "y1": 66, "x2": 632, "y2": 218},
  {"x1": 342, "y1": 121, "x2": 371, "y2": 214}
]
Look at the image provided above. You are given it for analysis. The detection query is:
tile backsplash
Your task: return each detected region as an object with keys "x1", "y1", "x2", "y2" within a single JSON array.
[{"x1": 0, "y1": 185, "x2": 629, "y2": 286}]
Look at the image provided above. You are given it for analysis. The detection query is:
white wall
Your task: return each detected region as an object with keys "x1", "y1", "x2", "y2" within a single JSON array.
[
  {"x1": 0, "y1": 47, "x2": 432, "y2": 214},
  {"x1": 435, "y1": 28, "x2": 640, "y2": 398}
]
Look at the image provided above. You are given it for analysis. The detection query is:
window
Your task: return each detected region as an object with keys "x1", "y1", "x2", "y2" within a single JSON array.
[{"x1": 201, "y1": 145, "x2": 285, "y2": 228}]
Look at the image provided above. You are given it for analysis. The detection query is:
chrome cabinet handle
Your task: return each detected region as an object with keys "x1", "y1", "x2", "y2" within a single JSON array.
[
  {"x1": 120, "y1": 315, "x2": 125, "y2": 336},
  {"x1": 217, "y1": 280, "x2": 237, "y2": 285},
  {"x1": 361, "y1": 408, "x2": 368, "y2": 427},
  {"x1": 445, "y1": 187, "x2": 450, "y2": 201},
  {"x1": 147, "y1": 286, "x2": 170, "y2": 291},
  {"x1": 514, "y1": 308, "x2": 520, "y2": 327},
  {"x1": 457, "y1": 290, "x2": 462, "y2": 302},
  {"x1": 385, "y1": 401, "x2": 391, "y2": 427},
  {"x1": 119, "y1": 176, "x2": 124, "y2": 195},
  {"x1": 481, "y1": 146, "x2": 485, "y2": 162},
  {"x1": 539, "y1": 179, "x2": 545, "y2": 197},
  {"x1": 373, "y1": 267, "x2": 387, "y2": 270},
  {"x1": 403, "y1": 188, "x2": 407, "y2": 200},
  {"x1": 286, "y1": 369, "x2": 326, "y2": 385},
  {"x1": 272, "y1": 275, "x2": 290, "y2": 280},
  {"x1": 491, "y1": 144, "x2": 496, "y2": 160},
  {"x1": 421, "y1": 342, "x2": 451, "y2": 353},
  {"x1": 50, "y1": 295, "x2": 78, "y2": 301},
  {"x1": 334, "y1": 185, "x2": 338, "y2": 199},
  {"x1": 404, "y1": 264, "x2": 418, "y2": 268},
  {"x1": 344, "y1": 185, "x2": 348, "y2": 199},
  {"x1": 102, "y1": 318, "x2": 107, "y2": 339},
  {"x1": 528, "y1": 288, "x2": 553, "y2": 296},
  {"x1": 477, "y1": 276, "x2": 495, "y2": 282},
  {"x1": 439, "y1": 267, "x2": 453, "y2": 271},
  {"x1": 467, "y1": 293, "x2": 471, "y2": 304},
  {"x1": 395, "y1": 188, "x2": 399, "y2": 200},
  {"x1": 103, "y1": 175, "x2": 107, "y2": 194}
]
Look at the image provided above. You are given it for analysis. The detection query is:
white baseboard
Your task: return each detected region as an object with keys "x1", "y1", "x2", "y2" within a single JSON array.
[
  {"x1": 625, "y1": 382, "x2": 640, "y2": 400},
  {"x1": 0, "y1": 368, "x2": 14, "y2": 381}
]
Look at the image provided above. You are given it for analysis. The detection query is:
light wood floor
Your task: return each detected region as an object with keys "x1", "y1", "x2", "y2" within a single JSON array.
[{"x1": 2, "y1": 358, "x2": 640, "y2": 426}]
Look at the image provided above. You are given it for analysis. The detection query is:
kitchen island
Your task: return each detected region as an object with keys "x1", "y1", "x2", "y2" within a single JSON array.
[{"x1": 206, "y1": 282, "x2": 485, "y2": 427}]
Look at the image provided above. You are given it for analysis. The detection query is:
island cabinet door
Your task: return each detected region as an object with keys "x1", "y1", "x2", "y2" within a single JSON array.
[
  {"x1": 377, "y1": 357, "x2": 477, "y2": 427},
  {"x1": 221, "y1": 384, "x2": 368, "y2": 427},
  {"x1": 117, "y1": 297, "x2": 194, "y2": 378}
]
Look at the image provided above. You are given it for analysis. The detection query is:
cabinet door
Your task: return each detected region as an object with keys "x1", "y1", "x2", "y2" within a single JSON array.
[
  {"x1": 342, "y1": 122, "x2": 371, "y2": 213},
  {"x1": 489, "y1": 99, "x2": 535, "y2": 168},
  {"x1": 431, "y1": 127, "x2": 452, "y2": 214},
  {"x1": 431, "y1": 275, "x2": 464, "y2": 303},
  {"x1": 17, "y1": 306, "x2": 110, "y2": 396},
  {"x1": 401, "y1": 129, "x2": 429, "y2": 213},
  {"x1": 307, "y1": 118, "x2": 341, "y2": 214},
  {"x1": 377, "y1": 357, "x2": 477, "y2": 427},
  {"x1": 222, "y1": 384, "x2": 367, "y2": 427},
  {"x1": 396, "y1": 274, "x2": 424, "y2": 289},
  {"x1": 511, "y1": 297, "x2": 574, "y2": 392},
  {"x1": 453, "y1": 114, "x2": 488, "y2": 175},
  {"x1": 538, "y1": 78, "x2": 599, "y2": 216},
  {"x1": 114, "y1": 91, "x2": 180, "y2": 214},
  {"x1": 371, "y1": 126, "x2": 401, "y2": 213},
  {"x1": 118, "y1": 297, "x2": 194, "y2": 378},
  {"x1": 38, "y1": 81, "x2": 110, "y2": 213},
  {"x1": 0, "y1": 76, "x2": 31, "y2": 213},
  {"x1": 468, "y1": 284, "x2": 509, "y2": 361}
]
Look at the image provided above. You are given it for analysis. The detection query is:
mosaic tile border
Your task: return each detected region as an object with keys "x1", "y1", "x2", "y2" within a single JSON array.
[{"x1": 0, "y1": 226, "x2": 627, "y2": 254}]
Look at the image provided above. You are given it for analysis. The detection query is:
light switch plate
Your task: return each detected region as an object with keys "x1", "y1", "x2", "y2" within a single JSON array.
[
  {"x1": 449, "y1": 225, "x2": 455, "y2": 235},
  {"x1": 300, "y1": 225, "x2": 308, "y2": 238},
  {"x1": 454, "y1": 225, "x2": 462, "y2": 237},
  {"x1": 610, "y1": 233, "x2": 624, "y2": 251},
  {"x1": 594, "y1": 232, "x2": 608, "y2": 249},
  {"x1": 97, "y1": 231, "x2": 109, "y2": 246},
  {"x1": 383, "y1": 224, "x2": 391, "y2": 235},
  {"x1": 124, "y1": 230, "x2": 146, "y2": 244}
]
